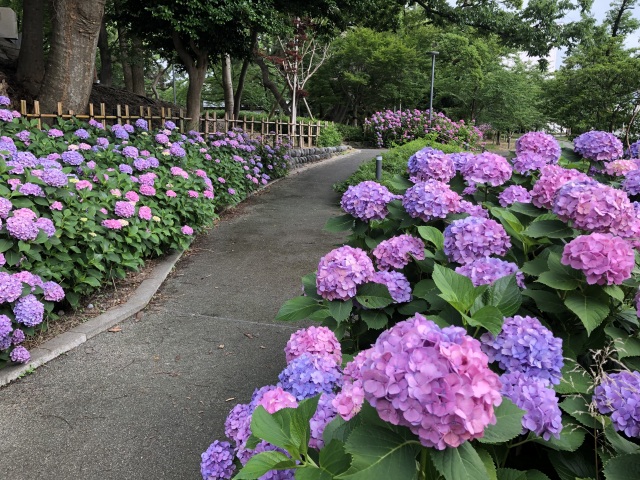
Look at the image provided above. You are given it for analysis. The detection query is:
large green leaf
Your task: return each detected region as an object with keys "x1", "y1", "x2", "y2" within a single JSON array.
[
  {"x1": 234, "y1": 451, "x2": 296, "y2": 479},
  {"x1": 522, "y1": 220, "x2": 574, "y2": 238},
  {"x1": 319, "y1": 439, "x2": 352, "y2": 477},
  {"x1": 496, "y1": 469, "x2": 527, "y2": 480},
  {"x1": 325, "y1": 214, "x2": 355, "y2": 232},
  {"x1": 417, "y1": 226, "x2": 444, "y2": 250},
  {"x1": 433, "y1": 264, "x2": 480, "y2": 312},
  {"x1": 356, "y1": 283, "x2": 393, "y2": 309},
  {"x1": 509, "y1": 202, "x2": 543, "y2": 217},
  {"x1": 476, "y1": 448, "x2": 498, "y2": 480},
  {"x1": 360, "y1": 310, "x2": 388, "y2": 330},
  {"x1": 602, "y1": 453, "x2": 640, "y2": 480},
  {"x1": 560, "y1": 396, "x2": 600, "y2": 428},
  {"x1": 0, "y1": 238, "x2": 13, "y2": 253},
  {"x1": 521, "y1": 249, "x2": 551, "y2": 276},
  {"x1": 532, "y1": 417, "x2": 586, "y2": 452},
  {"x1": 302, "y1": 273, "x2": 321, "y2": 299},
  {"x1": 522, "y1": 289, "x2": 568, "y2": 315},
  {"x1": 604, "y1": 422, "x2": 640, "y2": 455},
  {"x1": 479, "y1": 398, "x2": 525, "y2": 444},
  {"x1": 547, "y1": 450, "x2": 596, "y2": 480},
  {"x1": 564, "y1": 288, "x2": 611, "y2": 335},
  {"x1": 536, "y1": 272, "x2": 581, "y2": 290},
  {"x1": 484, "y1": 275, "x2": 522, "y2": 317},
  {"x1": 275, "y1": 296, "x2": 322, "y2": 322},
  {"x1": 337, "y1": 425, "x2": 420, "y2": 480},
  {"x1": 397, "y1": 299, "x2": 429, "y2": 316},
  {"x1": 413, "y1": 279, "x2": 436, "y2": 300},
  {"x1": 555, "y1": 358, "x2": 592, "y2": 395},
  {"x1": 605, "y1": 326, "x2": 640, "y2": 359},
  {"x1": 328, "y1": 299, "x2": 353, "y2": 324},
  {"x1": 431, "y1": 442, "x2": 490, "y2": 480},
  {"x1": 465, "y1": 305, "x2": 504, "y2": 336}
]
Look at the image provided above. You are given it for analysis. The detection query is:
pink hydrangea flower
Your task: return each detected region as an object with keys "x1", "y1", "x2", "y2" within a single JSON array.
[
  {"x1": 181, "y1": 225, "x2": 194, "y2": 235},
  {"x1": 316, "y1": 246, "x2": 375, "y2": 301},
  {"x1": 257, "y1": 387, "x2": 298, "y2": 414},
  {"x1": 285, "y1": 326, "x2": 341, "y2": 364}
]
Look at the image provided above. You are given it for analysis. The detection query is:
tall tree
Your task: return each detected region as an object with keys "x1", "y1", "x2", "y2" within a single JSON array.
[
  {"x1": 97, "y1": 17, "x2": 113, "y2": 86},
  {"x1": 39, "y1": 0, "x2": 106, "y2": 114},
  {"x1": 16, "y1": 0, "x2": 46, "y2": 96}
]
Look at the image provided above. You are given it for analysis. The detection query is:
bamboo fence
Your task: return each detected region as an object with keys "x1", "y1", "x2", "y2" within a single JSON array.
[{"x1": 17, "y1": 100, "x2": 328, "y2": 148}]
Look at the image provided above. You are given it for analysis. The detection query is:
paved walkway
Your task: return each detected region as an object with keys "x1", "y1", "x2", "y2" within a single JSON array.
[{"x1": 0, "y1": 149, "x2": 378, "y2": 480}]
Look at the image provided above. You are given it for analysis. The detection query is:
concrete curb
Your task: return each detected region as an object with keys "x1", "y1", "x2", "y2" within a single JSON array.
[{"x1": 0, "y1": 148, "x2": 362, "y2": 388}]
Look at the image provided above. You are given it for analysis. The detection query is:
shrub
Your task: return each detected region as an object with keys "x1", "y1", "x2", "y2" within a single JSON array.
[
  {"x1": 335, "y1": 124, "x2": 365, "y2": 142},
  {"x1": 317, "y1": 123, "x2": 343, "y2": 147}
]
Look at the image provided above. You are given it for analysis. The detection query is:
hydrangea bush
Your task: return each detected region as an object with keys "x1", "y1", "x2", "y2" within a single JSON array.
[
  {"x1": 0, "y1": 97, "x2": 291, "y2": 367},
  {"x1": 202, "y1": 130, "x2": 640, "y2": 479}
]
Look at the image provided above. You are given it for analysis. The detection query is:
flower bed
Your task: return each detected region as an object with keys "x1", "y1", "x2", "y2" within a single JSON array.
[
  {"x1": 364, "y1": 109, "x2": 484, "y2": 149},
  {"x1": 202, "y1": 130, "x2": 640, "y2": 479},
  {"x1": 0, "y1": 96, "x2": 291, "y2": 368}
]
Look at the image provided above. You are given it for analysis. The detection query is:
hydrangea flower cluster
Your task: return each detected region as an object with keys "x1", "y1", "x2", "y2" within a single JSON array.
[
  {"x1": 594, "y1": 370, "x2": 640, "y2": 437},
  {"x1": 515, "y1": 131, "x2": 561, "y2": 165},
  {"x1": 574, "y1": 131, "x2": 623, "y2": 161},
  {"x1": 605, "y1": 160, "x2": 637, "y2": 177},
  {"x1": 407, "y1": 147, "x2": 455, "y2": 183},
  {"x1": 371, "y1": 270, "x2": 412, "y2": 303},
  {"x1": 498, "y1": 185, "x2": 532, "y2": 207},
  {"x1": 460, "y1": 152, "x2": 512, "y2": 186},
  {"x1": 284, "y1": 326, "x2": 341, "y2": 364},
  {"x1": 500, "y1": 372, "x2": 562, "y2": 440},
  {"x1": 455, "y1": 257, "x2": 525, "y2": 288},
  {"x1": 561, "y1": 233, "x2": 635, "y2": 285},
  {"x1": 481, "y1": 315, "x2": 563, "y2": 385},
  {"x1": 622, "y1": 169, "x2": 640, "y2": 196},
  {"x1": 448, "y1": 152, "x2": 475, "y2": 171},
  {"x1": 402, "y1": 180, "x2": 461, "y2": 221},
  {"x1": 530, "y1": 165, "x2": 590, "y2": 209},
  {"x1": 309, "y1": 393, "x2": 337, "y2": 449},
  {"x1": 372, "y1": 234, "x2": 425, "y2": 270},
  {"x1": 444, "y1": 216, "x2": 511, "y2": 264},
  {"x1": 277, "y1": 353, "x2": 342, "y2": 400},
  {"x1": 257, "y1": 387, "x2": 298, "y2": 414},
  {"x1": 340, "y1": 181, "x2": 398, "y2": 221},
  {"x1": 512, "y1": 152, "x2": 550, "y2": 175},
  {"x1": 359, "y1": 314, "x2": 502, "y2": 449},
  {"x1": 6, "y1": 208, "x2": 54, "y2": 241},
  {"x1": 200, "y1": 441, "x2": 236, "y2": 480},
  {"x1": 315, "y1": 246, "x2": 375, "y2": 301}
]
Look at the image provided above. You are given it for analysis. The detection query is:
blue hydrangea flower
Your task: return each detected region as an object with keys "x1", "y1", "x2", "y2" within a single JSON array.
[
  {"x1": 278, "y1": 353, "x2": 342, "y2": 400},
  {"x1": 200, "y1": 440, "x2": 235, "y2": 480},
  {"x1": 594, "y1": 370, "x2": 640, "y2": 437}
]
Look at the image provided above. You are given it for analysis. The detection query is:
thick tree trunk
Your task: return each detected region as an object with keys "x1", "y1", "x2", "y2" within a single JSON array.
[
  {"x1": 131, "y1": 35, "x2": 145, "y2": 96},
  {"x1": 255, "y1": 56, "x2": 290, "y2": 115},
  {"x1": 16, "y1": 0, "x2": 46, "y2": 96},
  {"x1": 222, "y1": 54, "x2": 234, "y2": 120},
  {"x1": 118, "y1": 26, "x2": 133, "y2": 92},
  {"x1": 233, "y1": 30, "x2": 258, "y2": 118},
  {"x1": 172, "y1": 29, "x2": 208, "y2": 131},
  {"x1": 97, "y1": 18, "x2": 112, "y2": 86},
  {"x1": 39, "y1": 0, "x2": 106, "y2": 114}
]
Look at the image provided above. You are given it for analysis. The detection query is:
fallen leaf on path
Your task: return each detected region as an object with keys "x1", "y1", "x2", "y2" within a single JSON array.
[
  {"x1": 108, "y1": 326, "x2": 122, "y2": 333},
  {"x1": 218, "y1": 344, "x2": 224, "y2": 349},
  {"x1": 225, "y1": 397, "x2": 236, "y2": 402},
  {"x1": 244, "y1": 333, "x2": 254, "y2": 339}
]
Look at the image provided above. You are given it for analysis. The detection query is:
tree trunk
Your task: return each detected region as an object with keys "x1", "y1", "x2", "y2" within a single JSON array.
[
  {"x1": 255, "y1": 56, "x2": 290, "y2": 115},
  {"x1": 233, "y1": 30, "x2": 257, "y2": 118},
  {"x1": 131, "y1": 34, "x2": 145, "y2": 96},
  {"x1": 172, "y1": 28, "x2": 208, "y2": 131},
  {"x1": 16, "y1": 0, "x2": 46, "y2": 96},
  {"x1": 222, "y1": 54, "x2": 234, "y2": 120},
  {"x1": 118, "y1": 26, "x2": 133, "y2": 92},
  {"x1": 97, "y1": 17, "x2": 112, "y2": 86},
  {"x1": 39, "y1": 0, "x2": 106, "y2": 114}
]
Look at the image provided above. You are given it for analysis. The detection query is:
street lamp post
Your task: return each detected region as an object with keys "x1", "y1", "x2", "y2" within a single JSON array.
[{"x1": 428, "y1": 51, "x2": 438, "y2": 125}]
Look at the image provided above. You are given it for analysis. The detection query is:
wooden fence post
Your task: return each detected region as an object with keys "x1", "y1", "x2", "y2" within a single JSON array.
[
  {"x1": 34, "y1": 100, "x2": 41, "y2": 129},
  {"x1": 116, "y1": 104, "x2": 122, "y2": 125}
]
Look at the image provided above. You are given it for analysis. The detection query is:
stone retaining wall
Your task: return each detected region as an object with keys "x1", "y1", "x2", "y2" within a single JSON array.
[{"x1": 287, "y1": 145, "x2": 349, "y2": 169}]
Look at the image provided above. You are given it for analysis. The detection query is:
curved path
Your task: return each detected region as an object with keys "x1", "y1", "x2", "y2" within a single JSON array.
[{"x1": 0, "y1": 149, "x2": 378, "y2": 480}]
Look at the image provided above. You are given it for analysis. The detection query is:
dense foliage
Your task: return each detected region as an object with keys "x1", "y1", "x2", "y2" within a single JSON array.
[
  {"x1": 202, "y1": 130, "x2": 640, "y2": 479},
  {"x1": 0, "y1": 96, "x2": 290, "y2": 368}
]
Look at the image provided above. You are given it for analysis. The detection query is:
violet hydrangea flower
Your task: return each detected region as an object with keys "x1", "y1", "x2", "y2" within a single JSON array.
[
  {"x1": 456, "y1": 257, "x2": 525, "y2": 288},
  {"x1": 316, "y1": 246, "x2": 375, "y2": 301},
  {"x1": 530, "y1": 165, "x2": 590, "y2": 209},
  {"x1": 340, "y1": 181, "x2": 398, "y2": 221},
  {"x1": 13, "y1": 294, "x2": 44, "y2": 327},
  {"x1": 284, "y1": 326, "x2": 341, "y2": 364},
  {"x1": 372, "y1": 234, "x2": 425, "y2": 270},
  {"x1": 574, "y1": 131, "x2": 623, "y2": 161},
  {"x1": 402, "y1": 180, "x2": 461, "y2": 221},
  {"x1": 499, "y1": 185, "x2": 532, "y2": 207},
  {"x1": 200, "y1": 440, "x2": 236, "y2": 480},
  {"x1": 594, "y1": 370, "x2": 640, "y2": 437},
  {"x1": 444, "y1": 216, "x2": 511, "y2": 264},
  {"x1": 622, "y1": 169, "x2": 640, "y2": 196},
  {"x1": 360, "y1": 314, "x2": 502, "y2": 449},
  {"x1": 257, "y1": 386, "x2": 298, "y2": 414},
  {"x1": 461, "y1": 152, "x2": 512, "y2": 186},
  {"x1": 515, "y1": 131, "x2": 561, "y2": 165},
  {"x1": 10, "y1": 346, "x2": 30, "y2": 363},
  {"x1": 43, "y1": 281, "x2": 65, "y2": 302},
  {"x1": 448, "y1": 152, "x2": 475, "y2": 171},
  {"x1": 407, "y1": 147, "x2": 455, "y2": 183},
  {"x1": 114, "y1": 201, "x2": 135, "y2": 218},
  {"x1": 561, "y1": 233, "x2": 634, "y2": 285},
  {"x1": 481, "y1": 315, "x2": 563, "y2": 384},
  {"x1": 605, "y1": 160, "x2": 638, "y2": 177},
  {"x1": 309, "y1": 393, "x2": 337, "y2": 449},
  {"x1": 371, "y1": 270, "x2": 412, "y2": 303},
  {"x1": 278, "y1": 353, "x2": 342, "y2": 400}
]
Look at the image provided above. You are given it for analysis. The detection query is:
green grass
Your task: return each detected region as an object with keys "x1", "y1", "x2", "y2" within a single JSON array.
[{"x1": 334, "y1": 138, "x2": 463, "y2": 194}]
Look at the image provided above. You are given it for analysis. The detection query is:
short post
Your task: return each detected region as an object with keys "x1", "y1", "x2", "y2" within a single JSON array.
[{"x1": 376, "y1": 155, "x2": 383, "y2": 181}]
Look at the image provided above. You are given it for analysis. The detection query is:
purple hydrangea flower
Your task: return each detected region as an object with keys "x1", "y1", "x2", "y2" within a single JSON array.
[
  {"x1": 111, "y1": 125, "x2": 129, "y2": 140},
  {"x1": 309, "y1": 393, "x2": 337, "y2": 449},
  {"x1": 47, "y1": 128, "x2": 63, "y2": 138},
  {"x1": 0, "y1": 109, "x2": 14, "y2": 122},
  {"x1": 278, "y1": 353, "x2": 342, "y2": 400},
  {"x1": 42, "y1": 169, "x2": 69, "y2": 187},
  {"x1": 500, "y1": 371, "x2": 562, "y2": 440},
  {"x1": 316, "y1": 246, "x2": 375, "y2": 301},
  {"x1": 165, "y1": 120, "x2": 177, "y2": 130},
  {"x1": 285, "y1": 326, "x2": 341, "y2": 364},
  {"x1": 200, "y1": 440, "x2": 235, "y2": 480},
  {"x1": 133, "y1": 158, "x2": 150, "y2": 171},
  {"x1": 448, "y1": 152, "x2": 475, "y2": 171},
  {"x1": 119, "y1": 164, "x2": 134, "y2": 174},
  {"x1": 594, "y1": 370, "x2": 640, "y2": 437},
  {"x1": 512, "y1": 152, "x2": 550, "y2": 175},
  {"x1": 360, "y1": 314, "x2": 502, "y2": 449},
  {"x1": 340, "y1": 181, "x2": 398, "y2": 221},
  {"x1": 498, "y1": 185, "x2": 532, "y2": 207},
  {"x1": 0, "y1": 273, "x2": 24, "y2": 304},
  {"x1": 35, "y1": 217, "x2": 56, "y2": 237},
  {"x1": 19, "y1": 183, "x2": 45, "y2": 197},
  {"x1": 43, "y1": 281, "x2": 65, "y2": 302},
  {"x1": 74, "y1": 128, "x2": 90, "y2": 139},
  {"x1": 15, "y1": 151, "x2": 38, "y2": 167},
  {"x1": 622, "y1": 169, "x2": 640, "y2": 195},
  {"x1": 461, "y1": 152, "x2": 512, "y2": 186},
  {"x1": 407, "y1": 147, "x2": 455, "y2": 183},
  {"x1": 515, "y1": 132, "x2": 561, "y2": 165},
  {"x1": 102, "y1": 219, "x2": 123, "y2": 230},
  {"x1": 456, "y1": 257, "x2": 525, "y2": 288},
  {"x1": 372, "y1": 270, "x2": 412, "y2": 303},
  {"x1": 531, "y1": 165, "x2": 591, "y2": 209},
  {"x1": 605, "y1": 160, "x2": 637, "y2": 177},
  {"x1": 10, "y1": 346, "x2": 30, "y2": 363},
  {"x1": 122, "y1": 146, "x2": 139, "y2": 158},
  {"x1": 0, "y1": 314, "x2": 12, "y2": 339},
  {"x1": 481, "y1": 315, "x2": 563, "y2": 384},
  {"x1": 444, "y1": 216, "x2": 511, "y2": 264},
  {"x1": 458, "y1": 200, "x2": 489, "y2": 218},
  {"x1": 224, "y1": 403, "x2": 252, "y2": 449},
  {"x1": 574, "y1": 131, "x2": 623, "y2": 161},
  {"x1": 561, "y1": 233, "x2": 635, "y2": 285},
  {"x1": 135, "y1": 119, "x2": 149, "y2": 130},
  {"x1": 12, "y1": 329, "x2": 24, "y2": 345},
  {"x1": 140, "y1": 185, "x2": 156, "y2": 196},
  {"x1": 372, "y1": 234, "x2": 425, "y2": 270},
  {"x1": 114, "y1": 201, "x2": 135, "y2": 218},
  {"x1": 155, "y1": 133, "x2": 170, "y2": 144},
  {"x1": 0, "y1": 95, "x2": 10, "y2": 106},
  {"x1": 61, "y1": 151, "x2": 84, "y2": 166},
  {"x1": 13, "y1": 294, "x2": 44, "y2": 327},
  {"x1": 402, "y1": 180, "x2": 461, "y2": 221},
  {"x1": 6, "y1": 214, "x2": 39, "y2": 241},
  {"x1": 170, "y1": 144, "x2": 186, "y2": 157},
  {"x1": 181, "y1": 225, "x2": 193, "y2": 235}
]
